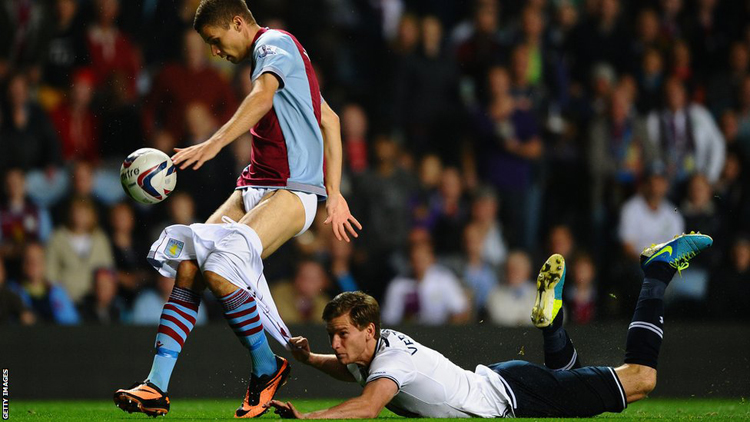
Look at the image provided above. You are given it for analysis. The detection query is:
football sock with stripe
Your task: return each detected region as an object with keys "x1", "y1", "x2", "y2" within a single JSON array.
[
  {"x1": 220, "y1": 288, "x2": 278, "y2": 377},
  {"x1": 147, "y1": 286, "x2": 201, "y2": 392},
  {"x1": 541, "y1": 308, "x2": 582, "y2": 370},
  {"x1": 624, "y1": 263, "x2": 674, "y2": 369}
]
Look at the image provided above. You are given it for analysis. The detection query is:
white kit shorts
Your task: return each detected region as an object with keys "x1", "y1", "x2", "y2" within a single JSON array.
[
  {"x1": 239, "y1": 187, "x2": 318, "y2": 237},
  {"x1": 147, "y1": 218, "x2": 292, "y2": 348}
]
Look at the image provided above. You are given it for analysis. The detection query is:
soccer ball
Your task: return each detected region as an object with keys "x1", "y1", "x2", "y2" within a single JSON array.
[{"x1": 120, "y1": 148, "x2": 177, "y2": 204}]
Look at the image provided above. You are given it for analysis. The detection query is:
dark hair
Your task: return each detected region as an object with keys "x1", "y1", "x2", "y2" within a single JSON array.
[
  {"x1": 193, "y1": 0, "x2": 255, "y2": 32},
  {"x1": 322, "y1": 292, "x2": 381, "y2": 339}
]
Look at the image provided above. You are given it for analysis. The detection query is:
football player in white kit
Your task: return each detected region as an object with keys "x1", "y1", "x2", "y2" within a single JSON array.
[
  {"x1": 267, "y1": 233, "x2": 712, "y2": 418},
  {"x1": 113, "y1": 0, "x2": 361, "y2": 419}
]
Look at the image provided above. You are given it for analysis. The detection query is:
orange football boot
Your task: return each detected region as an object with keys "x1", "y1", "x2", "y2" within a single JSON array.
[
  {"x1": 235, "y1": 356, "x2": 291, "y2": 418},
  {"x1": 114, "y1": 380, "x2": 170, "y2": 417}
]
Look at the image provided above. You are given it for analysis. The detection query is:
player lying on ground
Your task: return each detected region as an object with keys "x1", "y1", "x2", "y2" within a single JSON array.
[
  {"x1": 267, "y1": 232, "x2": 712, "y2": 418},
  {"x1": 113, "y1": 0, "x2": 361, "y2": 418}
]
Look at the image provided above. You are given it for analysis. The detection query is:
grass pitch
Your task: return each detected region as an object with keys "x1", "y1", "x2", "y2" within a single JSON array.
[{"x1": 8, "y1": 398, "x2": 749, "y2": 421}]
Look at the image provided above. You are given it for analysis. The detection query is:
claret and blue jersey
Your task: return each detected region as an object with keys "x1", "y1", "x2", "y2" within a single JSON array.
[{"x1": 237, "y1": 27, "x2": 327, "y2": 198}]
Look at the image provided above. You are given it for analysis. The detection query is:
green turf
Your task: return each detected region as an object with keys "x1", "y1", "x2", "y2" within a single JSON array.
[{"x1": 7, "y1": 398, "x2": 749, "y2": 421}]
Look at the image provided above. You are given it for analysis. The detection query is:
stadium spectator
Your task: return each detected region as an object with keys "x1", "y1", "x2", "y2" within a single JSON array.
[
  {"x1": 546, "y1": 224, "x2": 576, "y2": 261},
  {"x1": 567, "y1": 0, "x2": 629, "y2": 83},
  {"x1": 0, "y1": 257, "x2": 35, "y2": 325},
  {"x1": 175, "y1": 102, "x2": 237, "y2": 219},
  {"x1": 636, "y1": 48, "x2": 666, "y2": 114},
  {"x1": 565, "y1": 252, "x2": 598, "y2": 325},
  {"x1": 149, "y1": 191, "x2": 198, "y2": 242},
  {"x1": 664, "y1": 174, "x2": 723, "y2": 312},
  {"x1": 393, "y1": 15, "x2": 460, "y2": 161},
  {"x1": 473, "y1": 66, "x2": 543, "y2": 250},
  {"x1": 45, "y1": 197, "x2": 115, "y2": 303},
  {"x1": 0, "y1": 71, "x2": 62, "y2": 173},
  {"x1": 86, "y1": 0, "x2": 140, "y2": 100},
  {"x1": 381, "y1": 240, "x2": 469, "y2": 325},
  {"x1": 714, "y1": 150, "x2": 750, "y2": 234},
  {"x1": 0, "y1": 0, "x2": 52, "y2": 81},
  {"x1": 706, "y1": 42, "x2": 749, "y2": 116},
  {"x1": 589, "y1": 87, "x2": 656, "y2": 239},
  {"x1": 708, "y1": 235, "x2": 750, "y2": 321},
  {"x1": 0, "y1": 168, "x2": 52, "y2": 280},
  {"x1": 618, "y1": 164, "x2": 685, "y2": 262},
  {"x1": 646, "y1": 77, "x2": 726, "y2": 188},
  {"x1": 142, "y1": 29, "x2": 237, "y2": 141},
  {"x1": 108, "y1": 202, "x2": 150, "y2": 300},
  {"x1": 39, "y1": 0, "x2": 90, "y2": 109},
  {"x1": 629, "y1": 9, "x2": 665, "y2": 73},
  {"x1": 486, "y1": 250, "x2": 536, "y2": 327},
  {"x1": 455, "y1": 0, "x2": 507, "y2": 104},
  {"x1": 329, "y1": 230, "x2": 361, "y2": 293},
  {"x1": 11, "y1": 242, "x2": 79, "y2": 325},
  {"x1": 409, "y1": 153, "x2": 443, "y2": 228},
  {"x1": 271, "y1": 260, "x2": 332, "y2": 324},
  {"x1": 466, "y1": 185, "x2": 507, "y2": 270},
  {"x1": 461, "y1": 222, "x2": 499, "y2": 318},
  {"x1": 49, "y1": 68, "x2": 100, "y2": 163},
  {"x1": 78, "y1": 267, "x2": 125, "y2": 324},
  {"x1": 352, "y1": 135, "x2": 418, "y2": 299},
  {"x1": 735, "y1": 75, "x2": 750, "y2": 147},
  {"x1": 340, "y1": 103, "x2": 370, "y2": 177},
  {"x1": 428, "y1": 167, "x2": 470, "y2": 259},
  {"x1": 131, "y1": 275, "x2": 208, "y2": 325},
  {"x1": 51, "y1": 160, "x2": 107, "y2": 226}
]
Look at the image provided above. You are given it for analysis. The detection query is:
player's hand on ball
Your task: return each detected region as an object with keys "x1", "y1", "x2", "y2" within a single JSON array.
[
  {"x1": 265, "y1": 400, "x2": 303, "y2": 419},
  {"x1": 325, "y1": 193, "x2": 362, "y2": 242},
  {"x1": 289, "y1": 336, "x2": 311, "y2": 363},
  {"x1": 172, "y1": 139, "x2": 223, "y2": 170}
]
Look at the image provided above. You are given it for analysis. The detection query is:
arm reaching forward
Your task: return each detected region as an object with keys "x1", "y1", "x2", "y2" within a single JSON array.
[{"x1": 266, "y1": 378, "x2": 397, "y2": 419}]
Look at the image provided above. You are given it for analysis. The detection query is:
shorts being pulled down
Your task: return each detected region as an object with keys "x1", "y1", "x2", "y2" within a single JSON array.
[{"x1": 147, "y1": 218, "x2": 291, "y2": 348}]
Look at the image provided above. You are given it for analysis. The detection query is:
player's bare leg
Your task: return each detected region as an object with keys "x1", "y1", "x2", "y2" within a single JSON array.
[
  {"x1": 239, "y1": 189, "x2": 306, "y2": 259},
  {"x1": 114, "y1": 191, "x2": 246, "y2": 417},
  {"x1": 613, "y1": 233, "x2": 713, "y2": 405},
  {"x1": 198, "y1": 189, "x2": 303, "y2": 417},
  {"x1": 614, "y1": 364, "x2": 657, "y2": 403}
]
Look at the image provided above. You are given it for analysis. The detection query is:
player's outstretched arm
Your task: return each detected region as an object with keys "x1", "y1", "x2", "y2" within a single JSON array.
[
  {"x1": 266, "y1": 378, "x2": 397, "y2": 419},
  {"x1": 172, "y1": 73, "x2": 280, "y2": 170},
  {"x1": 288, "y1": 336, "x2": 355, "y2": 382},
  {"x1": 319, "y1": 100, "x2": 362, "y2": 242}
]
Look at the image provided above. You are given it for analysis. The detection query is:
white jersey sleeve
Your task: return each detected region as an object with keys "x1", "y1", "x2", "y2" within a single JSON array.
[{"x1": 367, "y1": 347, "x2": 417, "y2": 390}]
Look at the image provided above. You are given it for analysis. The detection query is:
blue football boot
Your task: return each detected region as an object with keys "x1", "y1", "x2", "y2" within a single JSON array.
[{"x1": 641, "y1": 232, "x2": 713, "y2": 276}]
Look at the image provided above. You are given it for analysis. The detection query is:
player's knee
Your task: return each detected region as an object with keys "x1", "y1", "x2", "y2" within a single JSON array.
[
  {"x1": 641, "y1": 372, "x2": 657, "y2": 395},
  {"x1": 175, "y1": 260, "x2": 204, "y2": 290},
  {"x1": 634, "y1": 369, "x2": 657, "y2": 396}
]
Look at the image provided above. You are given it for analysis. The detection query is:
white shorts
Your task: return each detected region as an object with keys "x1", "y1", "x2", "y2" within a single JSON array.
[
  {"x1": 147, "y1": 220, "x2": 292, "y2": 348},
  {"x1": 239, "y1": 187, "x2": 317, "y2": 237}
]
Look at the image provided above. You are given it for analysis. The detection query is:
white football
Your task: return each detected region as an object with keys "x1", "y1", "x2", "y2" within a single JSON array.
[{"x1": 120, "y1": 148, "x2": 177, "y2": 204}]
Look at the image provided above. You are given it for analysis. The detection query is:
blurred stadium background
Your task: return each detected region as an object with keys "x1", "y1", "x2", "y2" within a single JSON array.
[{"x1": 1, "y1": 0, "x2": 749, "y2": 403}]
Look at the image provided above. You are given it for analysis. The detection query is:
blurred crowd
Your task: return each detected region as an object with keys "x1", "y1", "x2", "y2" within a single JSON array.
[{"x1": 1, "y1": 0, "x2": 749, "y2": 327}]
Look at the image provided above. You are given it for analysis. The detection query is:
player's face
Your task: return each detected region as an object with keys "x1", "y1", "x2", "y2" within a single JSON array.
[
  {"x1": 326, "y1": 313, "x2": 373, "y2": 366},
  {"x1": 199, "y1": 22, "x2": 246, "y2": 64}
]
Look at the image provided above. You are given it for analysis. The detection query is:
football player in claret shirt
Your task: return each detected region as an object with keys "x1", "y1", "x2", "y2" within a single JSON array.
[
  {"x1": 113, "y1": 0, "x2": 361, "y2": 418},
  {"x1": 268, "y1": 233, "x2": 712, "y2": 419}
]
